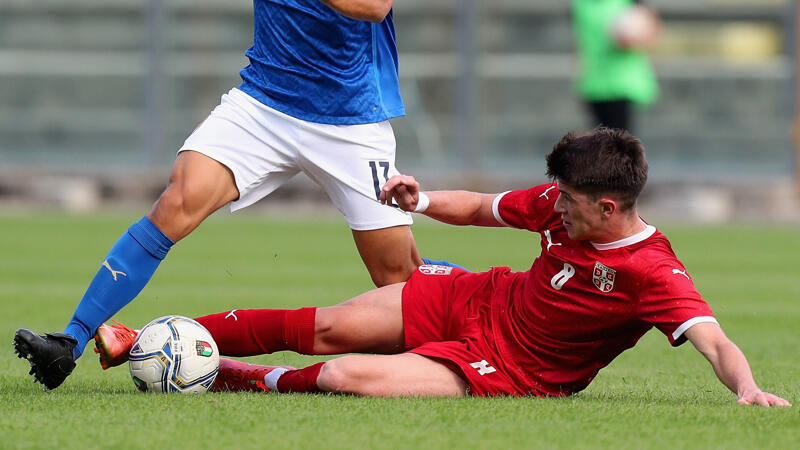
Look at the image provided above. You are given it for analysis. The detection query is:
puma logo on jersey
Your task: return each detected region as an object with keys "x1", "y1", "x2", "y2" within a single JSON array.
[
  {"x1": 544, "y1": 230, "x2": 562, "y2": 252},
  {"x1": 102, "y1": 260, "x2": 127, "y2": 282},
  {"x1": 539, "y1": 185, "x2": 556, "y2": 200},
  {"x1": 672, "y1": 269, "x2": 690, "y2": 280},
  {"x1": 225, "y1": 310, "x2": 239, "y2": 321},
  {"x1": 469, "y1": 360, "x2": 497, "y2": 376}
]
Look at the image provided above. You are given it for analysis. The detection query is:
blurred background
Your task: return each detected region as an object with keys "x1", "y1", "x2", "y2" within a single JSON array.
[{"x1": 0, "y1": 0, "x2": 797, "y2": 222}]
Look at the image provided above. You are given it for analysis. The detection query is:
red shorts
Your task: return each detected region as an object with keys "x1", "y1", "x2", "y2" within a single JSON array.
[{"x1": 401, "y1": 265, "x2": 529, "y2": 397}]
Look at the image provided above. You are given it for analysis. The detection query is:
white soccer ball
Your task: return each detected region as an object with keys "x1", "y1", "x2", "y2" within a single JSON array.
[{"x1": 129, "y1": 315, "x2": 219, "y2": 394}]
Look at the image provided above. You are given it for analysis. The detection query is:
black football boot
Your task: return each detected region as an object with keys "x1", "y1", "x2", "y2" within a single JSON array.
[{"x1": 13, "y1": 329, "x2": 77, "y2": 390}]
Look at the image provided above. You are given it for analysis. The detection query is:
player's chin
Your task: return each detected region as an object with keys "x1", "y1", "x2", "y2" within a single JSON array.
[{"x1": 563, "y1": 222, "x2": 579, "y2": 239}]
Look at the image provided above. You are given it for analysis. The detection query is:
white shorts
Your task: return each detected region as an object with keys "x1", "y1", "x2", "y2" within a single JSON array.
[{"x1": 179, "y1": 88, "x2": 412, "y2": 231}]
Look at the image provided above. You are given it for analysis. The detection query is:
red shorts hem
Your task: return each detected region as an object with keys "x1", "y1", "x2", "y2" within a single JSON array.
[
  {"x1": 408, "y1": 342, "x2": 529, "y2": 397},
  {"x1": 401, "y1": 266, "x2": 533, "y2": 397}
]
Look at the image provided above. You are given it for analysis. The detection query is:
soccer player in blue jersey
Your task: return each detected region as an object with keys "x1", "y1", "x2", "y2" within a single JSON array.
[{"x1": 14, "y1": 0, "x2": 464, "y2": 390}]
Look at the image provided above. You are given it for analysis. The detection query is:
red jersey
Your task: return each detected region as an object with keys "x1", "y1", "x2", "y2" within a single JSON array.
[{"x1": 487, "y1": 183, "x2": 716, "y2": 396}]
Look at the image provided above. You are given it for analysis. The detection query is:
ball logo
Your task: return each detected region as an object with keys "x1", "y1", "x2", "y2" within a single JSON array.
[
  {"x1": 592, "y1": 262, "x2": 616, "y2": 293},
  {"x1": 196, "y1": 341, "x2": 213, "y2": 357},
  {"x1": 132, "y1": 376, "x2": 148, "y2": 393}
]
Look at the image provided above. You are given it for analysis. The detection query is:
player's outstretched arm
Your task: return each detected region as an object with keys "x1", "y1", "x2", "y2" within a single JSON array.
[
  {"x1": 685, "y1": 322, "x2": 791, "y2": 407},
  {"x1": 380, "y1": 175, "x2": 504, "y2": 227},
  {"x1": 319, "y1": 0, "x2": 393, "y2": 23}
]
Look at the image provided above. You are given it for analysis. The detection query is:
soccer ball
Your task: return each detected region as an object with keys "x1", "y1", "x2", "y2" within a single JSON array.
[{"x1": 129, "y1": 315, "x2": 220, "y2": 394}]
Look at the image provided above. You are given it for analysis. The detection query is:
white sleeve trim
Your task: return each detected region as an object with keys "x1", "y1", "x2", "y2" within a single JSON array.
[
  {"x1": 492, "y1": 191, "x2": 512, "y2": 226},
  {"x1": 671, "y1": 316, "x2": 719, "y2": 341}
]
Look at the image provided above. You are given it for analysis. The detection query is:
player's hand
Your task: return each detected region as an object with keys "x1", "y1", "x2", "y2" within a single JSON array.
[
  {"x1": 381, "y1": 175, "x2": 420, "y2": 212},
  {"x1": 737, "y1": 389, "x2": 791, "y2": 407},
  {"x1": 612, "y1": 5, "x2": 661, "y2": 50}
]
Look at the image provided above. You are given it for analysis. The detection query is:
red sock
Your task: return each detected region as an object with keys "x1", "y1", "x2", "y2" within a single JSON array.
[
  {"x1": 276, "y1": 362, "x2": 326, "y2": 394},
  {"x1": 194, "y1": 307, "x2": 316, "y2": 357}
]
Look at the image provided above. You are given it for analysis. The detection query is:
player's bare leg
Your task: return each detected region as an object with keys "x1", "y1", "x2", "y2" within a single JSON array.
[
  {"x1": 215, "y1": 352, "x2": 468, "y2": 397},
  {"x1": 269, "y1": 285, "x2": 469, "y2": 396},
  {"x1": 148, "y1": 150, "x2": 240, "y2": 242},
  {"x1": 312, "y1": 282, "x2": 406, "y2": 354},
  {"x1": 310, "y1": 284, "x2": 469, "y2": 396},
  {"x1": 317, "y1": 353, "x2": 467, "y2": 397},
  {"x1": 352, "y1": 225, "x2": 423, "y2": 287}
]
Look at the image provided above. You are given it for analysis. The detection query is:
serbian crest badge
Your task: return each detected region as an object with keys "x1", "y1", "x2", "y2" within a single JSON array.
[{"x1": 592, "y1": 262, "x2": 616, "y2": 292}]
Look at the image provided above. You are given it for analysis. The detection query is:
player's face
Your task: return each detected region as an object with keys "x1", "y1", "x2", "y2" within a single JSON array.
[{"x1": 553, "y1": 181, "x2": 605, "y2": 241}]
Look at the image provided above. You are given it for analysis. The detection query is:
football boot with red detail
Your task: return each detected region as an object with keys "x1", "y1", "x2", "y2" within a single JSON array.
[
  {"x1": 212, "y1": 358, "x2": 294, "y2": 393},
  {"x1": 93, "y1": 320, "x2": 138, "y2": 370}
]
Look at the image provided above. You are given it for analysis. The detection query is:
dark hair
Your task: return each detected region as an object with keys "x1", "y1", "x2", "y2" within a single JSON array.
[{"x1": 545, "y1": 127, "x2": 648, "y2": 211}]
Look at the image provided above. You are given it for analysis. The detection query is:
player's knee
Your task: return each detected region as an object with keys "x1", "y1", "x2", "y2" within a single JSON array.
[
  {"x1": 316, "y1": 356, "x2": 368, "y2": 394},
  {"x1": 174, "y1": 180, "x2": 213, "y2": 213},
  {"x1": 154, "y1": 185, "x2": 187, "y2": 216},
  {"x1": 315, "y1": 358, "x2": 351, "y2": 393},
  {"x1": 152, "y1": 186, "x2": 193, "y2": 227},
  {"x1": 150, "y1": 183, "x2": 209, "y2": 240},
  {"x1": 369, "y1": 259, "x2": 417, "y2": 287}
]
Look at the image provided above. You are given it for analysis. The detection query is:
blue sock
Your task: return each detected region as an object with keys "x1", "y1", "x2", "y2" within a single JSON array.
[
  {"x1": 422, "y1": 258, "x2": 470, "y2": 272},
  {"x1": 63, "y1": 217, "x2": 174, "y2": 359}
]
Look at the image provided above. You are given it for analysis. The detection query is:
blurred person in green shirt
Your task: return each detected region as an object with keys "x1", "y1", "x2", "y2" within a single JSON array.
[{"x1": 572, "y1": 0, "x2": 660, "y2": 132}]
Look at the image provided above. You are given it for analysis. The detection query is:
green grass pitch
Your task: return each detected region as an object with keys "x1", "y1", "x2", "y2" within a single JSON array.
[{"x1": 0, "y1": 212, "x2": 797, "y2": 449}]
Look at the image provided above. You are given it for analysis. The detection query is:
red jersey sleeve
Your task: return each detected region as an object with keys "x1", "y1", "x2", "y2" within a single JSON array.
[
  {"x1": 637, "y1": 258, "x2": 716, "y2": 347},
  {"x1": 493, "y1": 183, "x2": 560, "y2": 232}
]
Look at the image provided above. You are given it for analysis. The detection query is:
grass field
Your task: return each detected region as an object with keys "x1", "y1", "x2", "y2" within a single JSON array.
[{"x1": 1, "y1": 212, "x2": 798, "y2": 449}]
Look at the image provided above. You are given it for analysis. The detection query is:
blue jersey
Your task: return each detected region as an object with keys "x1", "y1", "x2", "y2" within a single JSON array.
[{"x1": 238, "y1": 0, "x2": 405, "y2": 125}]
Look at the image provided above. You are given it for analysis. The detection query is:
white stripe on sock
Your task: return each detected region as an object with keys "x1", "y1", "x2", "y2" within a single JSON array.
[{"x1": 264, "y1": 368, "x2": 289, "y2": 392}]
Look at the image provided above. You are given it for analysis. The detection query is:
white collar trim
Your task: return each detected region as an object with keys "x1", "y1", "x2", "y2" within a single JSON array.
[{"x1": 590, "y1": 223, "x2": 656, "y2": 250}]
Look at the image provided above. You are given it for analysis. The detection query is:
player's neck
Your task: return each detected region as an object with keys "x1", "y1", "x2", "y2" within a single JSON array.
[{"x1": 593, "y1": 212, "x2": 647, "y2": 244}]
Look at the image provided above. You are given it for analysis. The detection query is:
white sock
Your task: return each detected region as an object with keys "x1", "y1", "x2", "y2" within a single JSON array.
[{"x1": 263, "y1": 367, "x2": 289, "y2": 392}]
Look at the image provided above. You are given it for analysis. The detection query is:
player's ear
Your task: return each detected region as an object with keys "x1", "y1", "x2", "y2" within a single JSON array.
[{"x1": 598, "y1": 197, "x2": 617, "y2": 217}]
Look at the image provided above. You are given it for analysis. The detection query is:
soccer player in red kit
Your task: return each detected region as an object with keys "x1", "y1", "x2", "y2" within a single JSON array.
[{"x1": 95, "y1": 128, "x2": 789, "y2": 405}]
